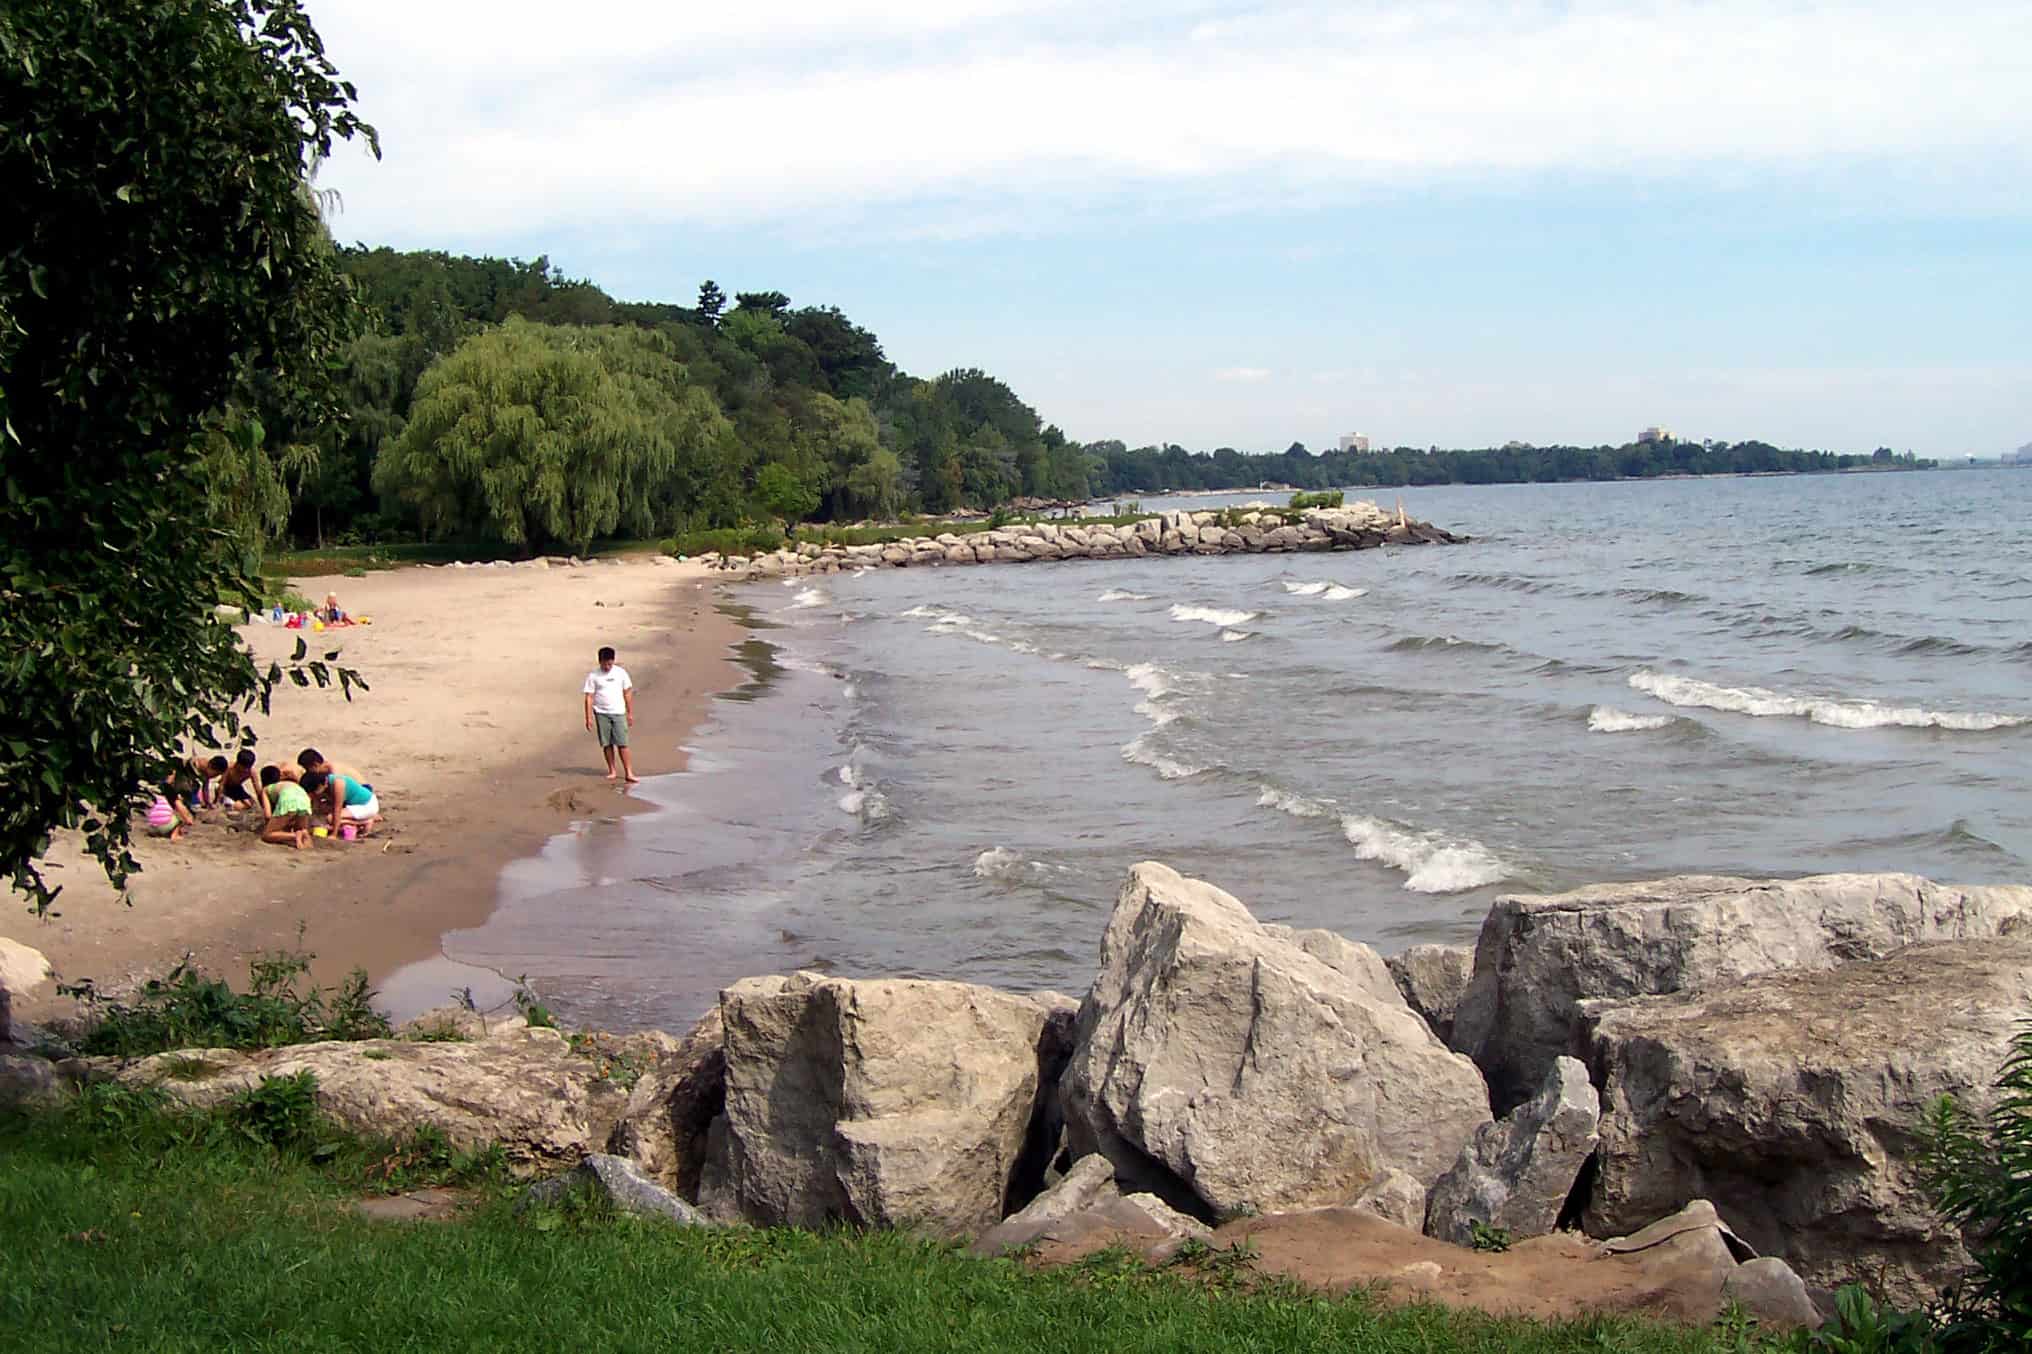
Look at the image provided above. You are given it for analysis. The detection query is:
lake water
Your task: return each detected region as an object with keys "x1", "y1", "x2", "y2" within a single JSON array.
[{"x1": 438, "y1": 470, "x2": 2032, "y2": 1033}]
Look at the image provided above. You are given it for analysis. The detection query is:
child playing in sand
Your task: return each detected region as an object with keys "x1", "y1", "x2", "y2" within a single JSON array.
[
  {"x1": 144, "y1": 789, "x2": 193, "y2": 842},
  {"x1": 301, "y1": 768, "x2": 381, "y2": 837},
  {"x1": 216, "y1": 749, "x2": 265, "y2": 814},
  {"x1": 318, "y1": 592, "x2": 354, "y2": 626},
  {"x1": 258, "y1": 765, "x2": 314, "y2": 850}
]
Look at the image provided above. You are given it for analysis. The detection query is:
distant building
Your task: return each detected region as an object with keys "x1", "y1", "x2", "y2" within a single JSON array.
[
  {"x1": 2004, "y1": 444, "x2": 2032, "y2": 466},
  {"x1": 1637, "y1": 425, "x2": 1674, "y2": 444},
  {"x1": 1337, "y1": 432, "x2": 1371, "y2": 453}
]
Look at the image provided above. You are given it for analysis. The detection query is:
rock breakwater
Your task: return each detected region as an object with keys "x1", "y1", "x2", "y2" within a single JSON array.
[{"x1": 708, "y1": 501, "x2": 1465, "y2": 580}]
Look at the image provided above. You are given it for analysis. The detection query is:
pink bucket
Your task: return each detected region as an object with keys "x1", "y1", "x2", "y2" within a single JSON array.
[{"x1": 339, "y1": 823, "x2": 358, "y2": 842}]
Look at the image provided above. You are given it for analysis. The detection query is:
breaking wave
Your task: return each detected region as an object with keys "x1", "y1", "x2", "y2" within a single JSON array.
[
  {"x1": 1254, "y1": 787, "x2": 1509, "y2": 893},
  {"x1": 1628, "y1": 670, "x2": 2026, "y2": 732},
  {"x1": 1587, "y1": 706, "x2": 1676, "y2": 734},
  {"x1": 789, "y1": 587, "x2": 829, "y2": 610},
  {"x1": 1099, "y1": 588, "x2": 1152, "y2": 602},
  {"x1": 1170, "y1": 604, "x2": 1260, "y2": 627}
]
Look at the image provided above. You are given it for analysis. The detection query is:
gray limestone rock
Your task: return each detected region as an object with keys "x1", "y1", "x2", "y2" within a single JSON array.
[
  {"x1": 1061, "y1": 862, "x2": 1490, "y2": 1218},
  {"x1": 1584, "y1": 939, "x2": 2032, "y2": 1306},
  {"x1": 522, "y1": 1153, "x2": 710, "y2": 1227},
  {"x1": 1453, "y1": 872, "x2": 2032, "y2": 1112},
  {"x1": 1386, "y1": 943, "x2": 1473, "y2": 1046},
  {"x1": 1425, "y1": 1055, "x2": 1599, "y2": 1246}
]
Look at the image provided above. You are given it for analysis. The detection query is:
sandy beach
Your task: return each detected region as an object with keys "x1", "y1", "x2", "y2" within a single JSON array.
[{"x1": 3, "y1": 556, "x2": 742, "y2": 1023}]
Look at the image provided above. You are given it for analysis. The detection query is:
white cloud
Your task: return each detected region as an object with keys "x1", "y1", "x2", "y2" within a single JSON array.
[
  {"x1": 1214, "y1": 367, "x2": 1273, "y2": 383},
  {"x1": 313, "y1": 1, "x2": 2032, "y2": 245}
]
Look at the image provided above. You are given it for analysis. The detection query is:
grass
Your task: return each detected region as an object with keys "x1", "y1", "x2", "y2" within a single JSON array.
[{"x1": 0, "y1": 1089, "x2": 1792, "y2": 1354}]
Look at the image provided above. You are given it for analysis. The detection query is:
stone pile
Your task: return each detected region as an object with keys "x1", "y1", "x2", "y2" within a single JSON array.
[
  {"x1": 706, "y1": 502, "x2": 1464, "y2": 580},
  {"x1": 10, "y1": 864, "x2": 2029, "y2": 1324}
]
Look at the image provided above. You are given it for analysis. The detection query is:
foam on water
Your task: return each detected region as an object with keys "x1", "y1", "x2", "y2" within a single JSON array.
[
  {"x1": 1121, "y1": 732, "x2": 1208, "y2": 780},
  {"x1": 789, "y1": 587, "x2": 828, "y2": 610},
  {"x1": 972, "y1": 846, "x2": 1023, "y2": 880},
  {"x1": 1629, "y1": 670, "x2": 2026, "y2": 732},
  {"x1": 1282, "y1": 581, "x2": 1367, "y2": 601},
  {"x1": 1282, "y1": 581, "x2": 1330, "y2": 596},
  {"x1": 1219, "y1": 629, "x2": 1253, "y2": 643},
  {"x1": 1587, "y1": 706, "x2": 1676, "y2": 733},
  {"x1": 1170, "y1": 604, "x2": 1259, "y2": 627},
  {"x1": 1099, "y1": 588, "x2": 1153, "y2": 602},
  {"x1": 1254, "y1": 787, "x2": 1508, "y2": 893},
  {"x1": 1339, "y1": 814, "x2": 1510, "y2": 893}
]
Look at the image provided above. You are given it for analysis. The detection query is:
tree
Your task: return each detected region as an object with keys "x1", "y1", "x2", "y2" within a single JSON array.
[
  {"x1": 695, "y1": 279, "x2": 725, "y2": 327},
  {"x1": 373, "y1": 320, "x2": 730, "y2": 553},
  {"x1": 1, "y1": 0, "x2": 376, "y2": 911}
]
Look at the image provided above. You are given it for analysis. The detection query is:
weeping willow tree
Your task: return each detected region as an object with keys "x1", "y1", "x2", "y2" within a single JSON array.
[{"x1": 374, "y1": 319, "x2": 733, "y2": 553}]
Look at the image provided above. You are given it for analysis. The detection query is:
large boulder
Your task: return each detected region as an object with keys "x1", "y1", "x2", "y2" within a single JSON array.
[
  {"x1": 1454, "y1": 873, "x2": 2032, "y2": 1111},
  {"x1": 0, "y1": 938, "x2": 54, "y2": 1046},
  {"x1": 1387, "y1": 943, "x2": 1473, "y2": 1045},
  {"x1": 696, "y1": 972, "x2": 1074, "y2": 1235},
  {"x1": 1061, "y1": 862, "x2": 1490, "y2": 1218},
  {"x1": 1583, "y1": 938, "x2": 2032, "y2": 1306},
  {"x1": 608, "y1": 1007, "x2": 726, "y2": 1199},
  {"x1": 103, "y1": 1025, "x2": 631, "y2": 1173},
  {"x1": 1425, "y1": 1055, "x2": 1599, "y2": 1246}
]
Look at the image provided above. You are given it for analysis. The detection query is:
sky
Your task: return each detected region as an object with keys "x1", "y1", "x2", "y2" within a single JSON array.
[{"x1": 312, "y1": 1, "x2": 2032, "y2": 457}]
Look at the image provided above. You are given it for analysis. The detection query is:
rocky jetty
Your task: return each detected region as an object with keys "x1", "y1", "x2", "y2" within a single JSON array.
[
  {"x1": 705, "y1": 501, "x2": 1465, "y2": 580},
  {"x1": 12, "y1": 863, "x2": 2030, "y2": 1324}
]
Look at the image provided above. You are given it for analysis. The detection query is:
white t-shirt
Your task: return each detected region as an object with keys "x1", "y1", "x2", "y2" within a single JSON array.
[{"x1": 583, "y1": 665, "x2": 633, "y2": 715}]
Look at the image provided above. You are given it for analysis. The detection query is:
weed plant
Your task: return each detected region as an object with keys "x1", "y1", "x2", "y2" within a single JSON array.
[{"x1": 59, "y1": 946, "x2": 391, "y2": 1057}]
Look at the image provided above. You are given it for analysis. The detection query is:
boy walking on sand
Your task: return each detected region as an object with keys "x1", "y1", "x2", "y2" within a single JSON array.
[{"x1": 583, "y1": 646, "x2": 638, "y2": 783}]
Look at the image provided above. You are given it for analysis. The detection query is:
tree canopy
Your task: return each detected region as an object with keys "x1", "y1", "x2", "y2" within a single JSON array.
[{"x1": 1, "y1": 0, "x2": 375, "y2": 910}]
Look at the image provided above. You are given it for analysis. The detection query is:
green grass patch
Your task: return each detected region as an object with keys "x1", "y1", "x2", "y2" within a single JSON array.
[{"x1": 0, "y1": 1088, "x2": 1788, "y2": 1354}]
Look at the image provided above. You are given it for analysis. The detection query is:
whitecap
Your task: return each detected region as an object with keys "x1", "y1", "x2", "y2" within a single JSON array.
[
  {"x1": 1339, "y1": 814, "x2": 1509, "y2": 894},
  {"x1": 1121, "y1": 733, "x2": 1208, "y2": 780},
  {"x1": 1170, "y1": 604, "x2": 1260, "y2": 627},
  {"x1": 1282, "y1": 581, "x2": 1329, "y2": 596},
  {"x1": 1587, "y1": 706, "x2": 1675, "y2": 733},
  {"x1": 1256, "y1": 786, "x2": 1332, "y2": 819},
  {"x1": 972, "y1": 846, "x2": 1023, "y2": 881},
  {"x1": 1219, "y1": 629, "x2": 1253, "y2": 643},
  {"x1": 837, "y1": 787, "x2": 893, "y2": 822},
  {"x1": 1629, "y1": 670, "x2": 2025, "y2": 732},
  {"x1": 900, "y1": 605, "x2": 940, "y2": 618},
  {"x1": 1323, "y1": 585, "x2": 1366, "y2": 601},
  {"x1": 1099, "y1": 588, "x2": 1153, "y2": 602},
  {"x1": 789, "y1": 587, "x2": 828, "y2": 610}
]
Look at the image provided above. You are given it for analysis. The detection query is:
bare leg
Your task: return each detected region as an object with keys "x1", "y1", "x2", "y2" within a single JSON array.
[
  {"x1": 261, "y1": 821, "x2": 298, "y2": 849},
  {"x1": 620, "y1": 746, "x2": 639, "y2": 784},
  {"x1": 602, "y1": 744, "x2": 618, "y2": 780}
]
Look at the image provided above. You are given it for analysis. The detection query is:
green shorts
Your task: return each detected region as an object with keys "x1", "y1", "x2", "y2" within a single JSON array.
[{"x1": 595, "y1": 712, "x2": 630, "y2": 748}]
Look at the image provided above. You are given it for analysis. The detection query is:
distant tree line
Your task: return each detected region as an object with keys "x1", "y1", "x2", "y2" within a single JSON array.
[{"x1": 227, "y1": 247, "x2": 1935, "y2": 556}]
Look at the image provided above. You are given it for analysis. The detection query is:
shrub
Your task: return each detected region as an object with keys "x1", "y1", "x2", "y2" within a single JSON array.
[
  {"x1": 1922, "y1": 1024, "x2": 2032, "y2": 1353},
  {"x1": 60, "y1": 946, "x2": 391, "y2": 1056},
  {"x1": 225, "y1": 1071, "x2": 323, "y2": 1150},
  {"x1": 665, "y1": 524, "x2": 785, "y2": 558},
  {"x1": 1289, "y1": 490, "x2": 1344, "y2": 511},
  {"x1": 1802, "y1": 1286, "x2": 1938, "y2": 1354}
]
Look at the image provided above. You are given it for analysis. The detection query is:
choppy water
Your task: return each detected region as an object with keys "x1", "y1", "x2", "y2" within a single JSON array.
[{"x1": 438, "y1": 470, "x2": 2032, "y2": 1032}]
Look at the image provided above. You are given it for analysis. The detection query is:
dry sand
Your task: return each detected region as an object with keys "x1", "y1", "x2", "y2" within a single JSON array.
[{"x1": 3, "y1": 555, "x2": 743, "y2": 1022}]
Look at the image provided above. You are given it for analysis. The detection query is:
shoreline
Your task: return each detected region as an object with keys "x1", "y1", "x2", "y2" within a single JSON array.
[{"x1": 4, "y1": 558, "x2": 746, "y2": 1025}]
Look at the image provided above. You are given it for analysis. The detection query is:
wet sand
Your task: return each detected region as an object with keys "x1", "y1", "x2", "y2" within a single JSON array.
[{"x1": 4, "y1": 556, "x2": 743, "y2": 1024}]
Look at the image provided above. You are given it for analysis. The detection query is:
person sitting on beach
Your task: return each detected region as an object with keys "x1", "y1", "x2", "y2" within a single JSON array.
[
  {"x1": 301, "y1": 768, "x2": 381, "y2": 838},
  {"x1": 169, "y1": 757, "x2": 211, "y2": 815},
  {"x1": 144, "y1": 789, "x2": 193, "y2": 842},
  {"x1": 215, "y1": 750, "x2": 264, "y2": 814},
  {"x1": 317, "y1": 592, "x2": 354, "y2": 626},
  {"x1": 258, "y1": 765, "x2": 314, "y2": 850}
]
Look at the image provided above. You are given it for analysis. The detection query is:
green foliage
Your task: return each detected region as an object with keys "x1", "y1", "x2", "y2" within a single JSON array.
[
  {"x1": 1469, "y1": 1221, "x2": 1514, "y2": 1253},
  {"x1": 59, "y1": 945, "x2": 391, "y2": 1056},
  {"x1": 665, "y1": 524, "x2": 787, "y2": 558},
  {"x1": 753, "y1": 461, "x2": 821, "y2": 523},
  {"x1": 1290, "y1": 490, "x2": 1345, "y2": 510},
  {"x1": 511, "y1": 981, "x2": 555, "y2": 1030},
  {"x1": 1921, "y1": 1024, "x2": 2032, "y2": 1353},
  {"x1": 1799, "y1": 1286, "x2": 1938, "y2": 1354},
  {"x1": 224, "y1": 1071, "x2": 323, "y2": 1149},
  {"x1": 373, "y1": 319, "x2": 734, "y2": 554},
  {"x1": 0, "y1": 0, "x2": 374, "y2": 911}
]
